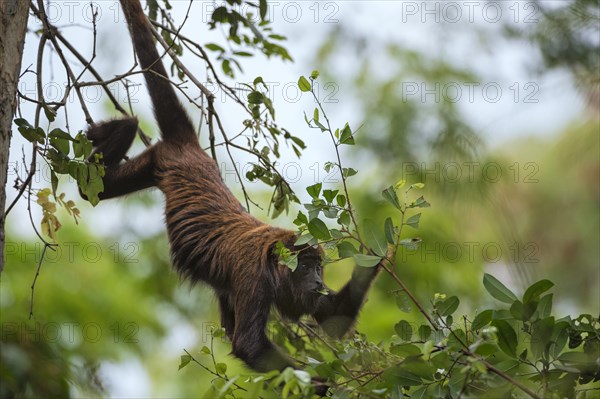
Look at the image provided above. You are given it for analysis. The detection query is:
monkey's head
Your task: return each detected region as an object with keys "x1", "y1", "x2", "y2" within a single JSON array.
[
  {"x1": 291, "y1": 244, "x2": 328, "y2": 314},
  {"x1": 274, "y1": 242, "x2": 327, "y2": 318},
  {"x1": 292, "y1": 245, "x2": 326, "y2": 293}
]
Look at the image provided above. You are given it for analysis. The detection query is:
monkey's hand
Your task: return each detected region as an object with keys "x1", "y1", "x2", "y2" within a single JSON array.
[
  {"x1": 312, "y1": 376, "x2": 329, "y2": 397},
  {"x1": 86, "y1": 117, "x2": 138, "y2": 166}
]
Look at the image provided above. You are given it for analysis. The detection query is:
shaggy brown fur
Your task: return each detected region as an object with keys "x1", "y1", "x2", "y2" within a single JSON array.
[{"x1": 86, "y1": 0, "x2": 381, "y2": 389}]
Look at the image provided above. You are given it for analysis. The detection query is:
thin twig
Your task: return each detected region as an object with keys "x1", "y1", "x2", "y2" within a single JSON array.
[{"x1": 29, "y1": 243, "x2": 50, "y2": 319}]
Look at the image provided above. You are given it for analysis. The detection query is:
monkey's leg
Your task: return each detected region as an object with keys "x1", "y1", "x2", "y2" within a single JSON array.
[
  {"x1": 87, "y1": 117, "x2": 138, "y2": 166},
  {"x1": 313, "y1": 266, "x2": 381, "y2": 338},
  {"x1": 218, "y1": 294, "x2": 235, "y2": 340},
  {"x1": 231, "y1": 296, "x2": 295, "y2": 372}
]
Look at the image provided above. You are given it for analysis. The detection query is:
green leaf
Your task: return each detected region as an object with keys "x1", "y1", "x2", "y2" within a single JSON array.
[
  {"x1": 438, "y1": 296, "x2": 459, "y2": 316},
  {"x1": 48, "y1": 128, "x2": 73, "y2": 141},
  {"x1": 353, "y1": 254, "x2": 381, "y2": 267},
  {"x1": 221, "y1": 59, "x2": 232, "y2": 77},
  {"x1": 384, "y1": 367, "x2": 422, "y2": 386},
  {"x1": 43, "y1": 104, "x2": 56, "y2": 122},
  {"x1": 382, "y1": 186, "x2": 401, "y2": 210},
  {"x1": 73, "y1": 132, "x2": 93, "y2": 158},
  {"x1": 552, "y1": 321, "x2": 569, "y2": 357},
  {"x1": 412, "y1": 196, "x2": 431, "y2": 208},
  {"x1": 447, "y1": 328, "x2": 466, "y2": 350},
  {"x1": 48, "y1": 129, "x2": 73, "y2": 155},
  {"x1": 293, "y1": 211, "x2": 308, "y2": 226},
  {"x1": 307, "y1": 218, "x2": 331, "y2": 241},
  {"x1": 322, "y1": 206, "x2": 338, "y2": 219},
  {"x1": 298, "y1": 76, "x2": 311, "y2": 92},
  {"x1": 306, "y1": 183, "x2": 322, "y2": 199},
  {"x1": 322, "y1": 189, "x2": 338, "y2": 203},
  {"x1": 538, "y1": 293, "x2": 553, "y2": 319},
  {"x1": 405, "y1": 213, "x2": 421, "y2": 229},
  {"x1": 295, "y1": 233, "x2": 313, "y2": 246},
  {"x1": 558, "y1": 351, "x2": 597, "y2": 366},
  {"x1": 519, "y1": 348, "x2": 528, "y2": 361},
  {"x1": 313, "y1": 107, "x2": 319, "y2": 123},
  {"x1": 395, "y1": 320, "x2": 413, "y2": 341},
  {"x1": 215, "y1": 362, "x2": 228, "y2": 374},
  {"x1": 329, "y1": 229, "x2": 343, "y2": 239},
  {"x1": 201, "y1": 346, "x2": 211, "y2": 355},
  {"x1": 337, "y1": 241, "x2": 357, "y2": 258},
  {"x1": 523, "y1": 279, "x2": 554, "y2": 304},
  {"x1": 178, "y1": 354, "x2": 191, "y2": 370},
  {"x1": 18, "y1": 125, "x2": 45, "y2": 144},
  {"x1": 418, "y1": 325, "x2": 432, "y2": 341},
  {"x1": 472, "y1": 309, "x2": 493, "y2": 330},
  {"x1": 390, "y1": 343, "x2": 421, "y2": 357},
  {"x1": 310, "y1": 70, "x2": 319, "y2": 79},
  {"x1": 491, "y1": 320, "x2": 517, "y2": 358},
  {"x1": 14, "y1": 118, "x2": 31, "y2": 128},
  {"x1": 269, "y1": 34, "x2": 287, "y2": 41},
  {"x1": 483, "y1": 273, "x2": 518, "y2": 304},
  {"x1": 336, "y1": 194, "x2": 346, "y2": 207},
  {"x1": 384, "y1": 217, "x2": 396, "y2": 244},
  {"x1": 337, "y1": 210, "x2": 350, "y2": 226},
  {"x1": 364, "y1": 219, "x2": 387, "y2": 257},
  {"x1": 510, "y1": 300, "x2": 524, "y2": 320},
  {"x1": 531, "y1": 317, "x2": 554, "y2": 359},
  {"x1": 411, "y1": 386, "x2": 429, "y2": 399},
  {"x1": 205, "y1": 43, "x2": 225, "y2": 52},
  {"x1": 283, "y1": 255, "x2": 298, "y2": 271},
  {"x1": 259, "y1": 0, "x2": 267, "y2": 20},
  {"x1": 342, "y1": 168, "x2": 357, "y2": 178},
  {"x1": 247, "y1": 91, "x2": 264, "y2": 104},
  {"x1": 49, "y1": 136, "x2": 70, "y2": 156},
  {"x1": 81, "y1": 163, "x2": 104, "y2": 206},
  {"x1": 211, "y1": 6, "x2": 228, "y2": 23},
  {"x1": 50, "y1": 170, "x2": 58, "y2": 197},
  {"x1": 339, "y1": 123, "x2": 355, "y2": 145},
  {"x1": 510, "y1": 300, "x2": 537, "y2": 321},
  {"x1": 395, "y1": 291, "x2": 412, "y2": 313},
  {"x1": 399, "y1": 238, "x2": 421, "y2": 250},
  {"x1": 213, "y1": 328, "x2": 225, "y2": 339},
  {"x1": 492, "y1": 309, "x2": 513, "y2": 320}
]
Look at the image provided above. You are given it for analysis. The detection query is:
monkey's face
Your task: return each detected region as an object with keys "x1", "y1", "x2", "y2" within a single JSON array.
[{"x1": 290, "y1": 246, "x2": 327, "y2": 309}]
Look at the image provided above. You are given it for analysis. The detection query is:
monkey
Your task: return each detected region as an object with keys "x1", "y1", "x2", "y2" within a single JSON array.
[{"x1": 86, "y1": 0, "x2": 382, "y2": 393}]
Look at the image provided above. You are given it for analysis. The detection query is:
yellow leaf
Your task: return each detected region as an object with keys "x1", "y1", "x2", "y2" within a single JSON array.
[{"x1": 394, "y1": 179, "x2": 406, "y2": 189}]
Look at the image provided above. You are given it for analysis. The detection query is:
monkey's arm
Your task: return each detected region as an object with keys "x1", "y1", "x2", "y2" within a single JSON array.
[
  {"x1": 313, "y1": 266, "x2": 381, "y2": 338},
  {"x1": 231, "y1": 294, "x2": 296, "y2": 372},
  {"x1": 82, "y1": 118, "x2": 156, "y2": 200}
]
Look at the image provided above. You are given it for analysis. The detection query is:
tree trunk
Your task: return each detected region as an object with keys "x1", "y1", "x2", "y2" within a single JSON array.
[{"x1": 0, "y1": 0, "x2": 31, "y2": 271}]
